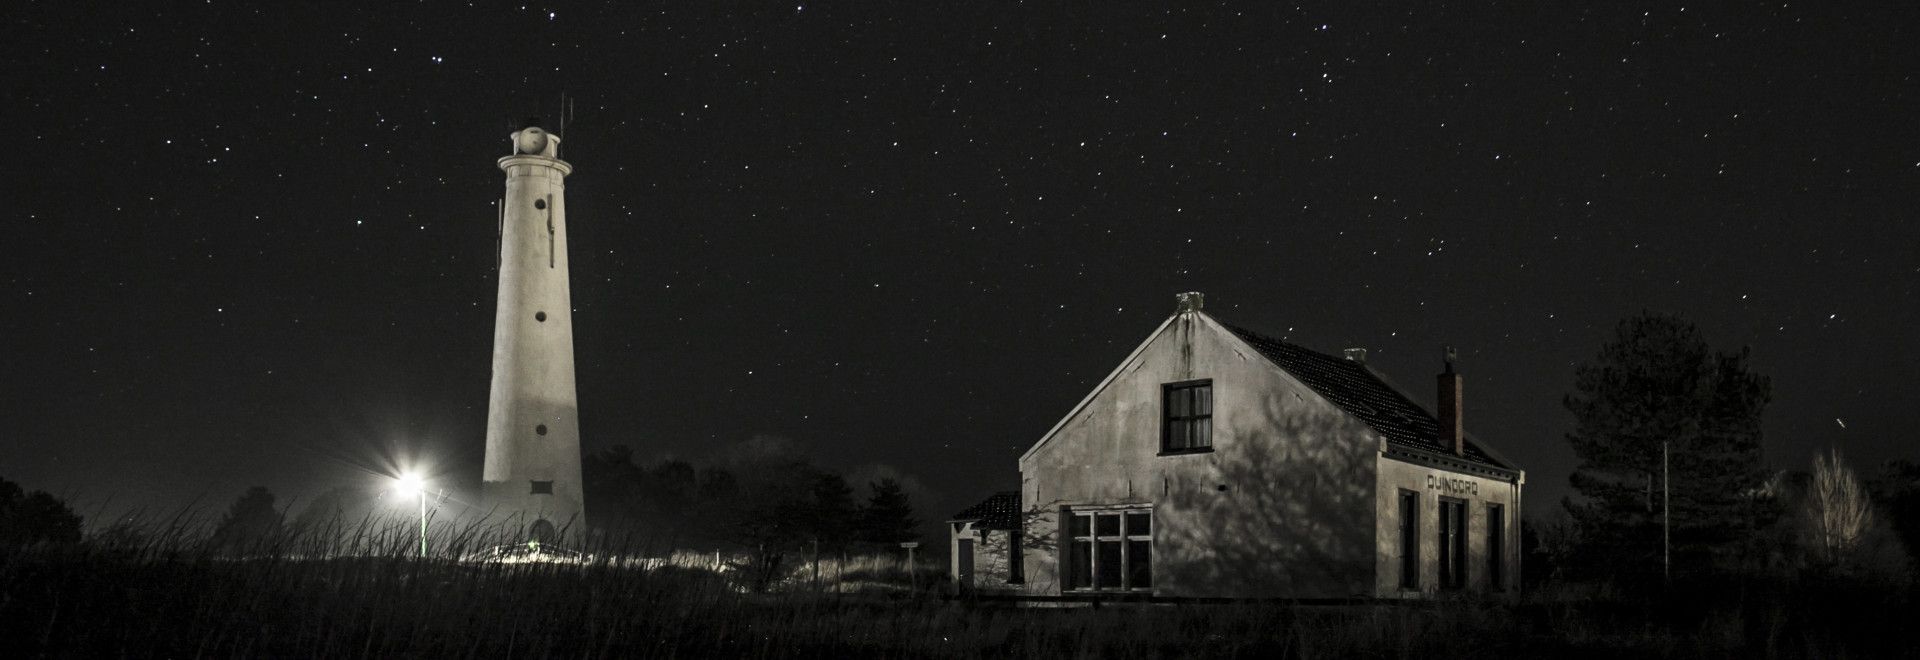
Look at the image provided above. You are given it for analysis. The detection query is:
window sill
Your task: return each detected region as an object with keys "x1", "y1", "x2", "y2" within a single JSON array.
[
  {"x1": 1064, "y1": 588, "x2": 1155, "y2": 594},
  {"x1": 1158, "y1": 447, "x2": 1214, "y2": 457}
]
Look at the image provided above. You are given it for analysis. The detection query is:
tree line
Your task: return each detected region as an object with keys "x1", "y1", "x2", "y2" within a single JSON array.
[
  {"x1": 12, "y1": 310, "x2": 1919, "y2": 597},
  {"x1": 583, "y1": 442, "x2": 920, "y2": 589},
  {"x1": 1541, "y1": 311, "x2": 1919, "y2": 587}
]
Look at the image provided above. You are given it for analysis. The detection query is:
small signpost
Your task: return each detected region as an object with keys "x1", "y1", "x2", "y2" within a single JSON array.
[{"x1": 900, "y1": 542, "x2": 920, "y2": 592}]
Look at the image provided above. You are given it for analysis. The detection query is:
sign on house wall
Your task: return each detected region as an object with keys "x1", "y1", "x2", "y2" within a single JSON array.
[{"x1": 1426, "y1": 474, "x2": 1479, "y2": 497}]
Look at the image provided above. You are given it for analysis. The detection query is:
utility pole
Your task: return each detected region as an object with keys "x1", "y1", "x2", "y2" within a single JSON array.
[
  {"x1": 1662, "y1": 440, "x2": 1671, "y2": 586},
  {"x1": 418, "y1": 488, "x2": 428, "y2": 559},
  {"x1": 901, "y1": 541, "x2": 920, "y2": 592}
]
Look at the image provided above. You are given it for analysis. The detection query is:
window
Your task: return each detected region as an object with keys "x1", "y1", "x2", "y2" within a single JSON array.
[
  {"x1": 1438, "y1": 498, "x2": 1468, "y2": 590},
  {"x1": 530, "y1": 480, "x2": 554, "y2": 495},
  {"x1": 1398, "y1": 490, "x2": 1420, "y2": 590},
  {"x1": 1064, "y1": 508, "x2": 1152, "y2": 591},
  {"x1": 1487, "y1": 503, "x2": 1505, "y2": 591},
  {"x1": 1161, "y1": 380, "x2": 1213, "y2": 453}
]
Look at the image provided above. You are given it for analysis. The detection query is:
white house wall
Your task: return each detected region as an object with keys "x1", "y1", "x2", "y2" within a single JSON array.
[
  {"x1": 948, "y1": 521, "x2": 1017, "y2": 591},
  {"x1": 1018, "y1": 312, "x2": 1380, "y2": 598},
  {"x1": 1373, "y1": 456, "x2": 1523, "y2": 597}
]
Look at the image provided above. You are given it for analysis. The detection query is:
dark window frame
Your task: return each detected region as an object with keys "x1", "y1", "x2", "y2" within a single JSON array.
[
  {"x1": 1487, "y1": 503, "x2": 1505, "y2": 592},
  {"x1": 1063, "y1": 507, "x2": 1153, "y2": 592},
  {"x1": 1159, "y1": 379, "x2": 1215, "y2": 455},
  {"x1": 1438, "y1": 496, "x2": 1468, "y2": 590},
  {"x1": 1398, "y1": 489, "x2": 1420, "y2": 590},
  {"x1": 530, "y1": 480, "x2": 554, "y2": 495}
]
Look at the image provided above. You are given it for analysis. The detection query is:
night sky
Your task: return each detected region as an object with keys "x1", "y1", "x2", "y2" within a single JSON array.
[{"x1": 7, "y1": 2, "x2": 1916, "y2": 525}]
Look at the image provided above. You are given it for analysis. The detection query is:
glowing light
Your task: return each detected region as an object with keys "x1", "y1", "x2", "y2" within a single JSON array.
[{"x1": 395, "y1": 472, "x2": 424, "y2": 496}]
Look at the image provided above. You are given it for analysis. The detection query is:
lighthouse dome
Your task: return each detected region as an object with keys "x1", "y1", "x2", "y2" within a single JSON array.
[{"x1": 515, "y1": 127, "x2": 550, "y2": 155}]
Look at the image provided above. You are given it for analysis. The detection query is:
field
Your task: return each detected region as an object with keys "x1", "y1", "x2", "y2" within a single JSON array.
[{"x1": 5, "y1": 530, "x2": 1916, "y2": 659}]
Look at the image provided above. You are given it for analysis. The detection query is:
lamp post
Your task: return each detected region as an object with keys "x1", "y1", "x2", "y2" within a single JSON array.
[{"x1": 397, "y1": 472, "x2": 427, "y2": 558}]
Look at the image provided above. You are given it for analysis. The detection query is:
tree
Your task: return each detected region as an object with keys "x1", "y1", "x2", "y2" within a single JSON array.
[
  {"x1": 1803, "y1": 449, "x2": 1874, "y2": 567},
  {"x1": 285, "y1": 486, "x2": 381, "y2": 553},
  {"x1": 719, "y1": 456, "x2": 824, "y2": 591},
  {"x1": 857, "y1": 478, "x2": 918, "y2": 547},
  {"x1": 807, "y1": 473, "x2": 858, "y2": 552},
  {"x1": 637, "y1": 459, "x2": 700, "y2": 545},
  {"x1": 0, "y1": 477, "x2": 83, "y2": 546},
  {"x1": 1868, "y1": 460, "x2": 1920, "y2": 570},
  {"x1": 582, "y1": 445, "x2": 651, "y2": 543},
  {"x1": 209, "y1": 486, "x2": 283, "y2": 555},
  {"x1": 1562, "y1": 312, "x2": 1772, "y2": 580}
]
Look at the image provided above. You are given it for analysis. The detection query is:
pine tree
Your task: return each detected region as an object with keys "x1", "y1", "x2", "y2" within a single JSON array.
[
  {"x1": 807, "y1": 473, "x2": 857, "y2": 552},
  {"x1": 857, "y1": 478, "x2": 918, "y2": 547},
  {"x1": 1563, "y1": 312, "x2": 1771, "y2": 580}
]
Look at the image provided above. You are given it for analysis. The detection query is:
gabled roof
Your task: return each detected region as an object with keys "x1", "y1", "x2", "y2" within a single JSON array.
[
  {"x1": 1220, "y1": 322, "x2": 1508, "y2": 469},
  {"x1": 951, "y1": 491, "x2": 1021, "y2": 530},
  {"x1": 1019, "y1": 313, "x2": 1179, "y2": 464}
]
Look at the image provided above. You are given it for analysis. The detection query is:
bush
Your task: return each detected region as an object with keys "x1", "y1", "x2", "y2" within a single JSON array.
[{"x1": 0, "y1": 476, "x2": 83, "y2": 546}]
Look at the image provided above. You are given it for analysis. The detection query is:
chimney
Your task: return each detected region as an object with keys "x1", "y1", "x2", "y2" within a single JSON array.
[
  {"x1": 1438, "y1": 346, "x2": 1463, "y2": 456},
  {"x1": 1175, "y1": 291, "x2": 1205, "y2": 313},
  {"x1": 1343, "y1": 348, "x2": 1367, "y2": 364}
]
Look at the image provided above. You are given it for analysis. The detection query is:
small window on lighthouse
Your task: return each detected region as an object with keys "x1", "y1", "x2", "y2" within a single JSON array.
[
  {"x1": 534, "y1": 198, "x2": 547, "y2": 210},
  {"x1": 535, "y1": 424, "x2": 548, "y2": 436},
  {"x1": 530, "y1": 481, "x2": 554, "y2": 495},
  {"x1": 535, "y1": 311, "x2": 547, "y2": 322}
]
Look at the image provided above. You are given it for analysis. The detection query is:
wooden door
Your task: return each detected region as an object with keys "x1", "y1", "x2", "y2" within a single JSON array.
[{"x1": 957, "y1": 539, "x2": 975, "y2": 588}]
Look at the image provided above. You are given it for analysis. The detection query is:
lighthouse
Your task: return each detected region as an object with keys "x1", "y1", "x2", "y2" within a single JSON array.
[{"x1": 481, "y1": 123, "x2": 585, "y2": 543}]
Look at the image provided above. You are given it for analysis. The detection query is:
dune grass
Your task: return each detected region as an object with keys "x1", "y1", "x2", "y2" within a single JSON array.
[{"x1": 3, "y1": 515, "x2": 1915, "y2": 658}]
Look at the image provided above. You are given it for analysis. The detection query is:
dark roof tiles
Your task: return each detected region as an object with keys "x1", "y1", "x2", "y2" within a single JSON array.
[
  {"x1": 1221, "y1": 322, "x2": 1507, "y2": 469},
  {"x1": 952, "y1": 491, "x2": 1021, "y2": 529}
]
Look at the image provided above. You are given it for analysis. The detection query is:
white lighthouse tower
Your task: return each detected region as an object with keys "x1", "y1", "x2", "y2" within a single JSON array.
[{"x1": 482, "y1": 123, "x2": 585, "y2": 543}]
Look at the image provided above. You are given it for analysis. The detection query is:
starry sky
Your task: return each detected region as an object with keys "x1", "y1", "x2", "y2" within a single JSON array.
[{"x1": 6, "y1": 2, "x2": 1916, "y2": 525}]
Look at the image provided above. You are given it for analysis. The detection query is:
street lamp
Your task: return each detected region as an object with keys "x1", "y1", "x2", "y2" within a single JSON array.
[{"x1": 395, "y1": 472, "x2": 427, "y2": 558}]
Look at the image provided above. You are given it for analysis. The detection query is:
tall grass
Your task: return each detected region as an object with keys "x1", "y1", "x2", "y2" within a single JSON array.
[{"x1": 4, "y1": 513, "x2": 1916, "y2": 657}]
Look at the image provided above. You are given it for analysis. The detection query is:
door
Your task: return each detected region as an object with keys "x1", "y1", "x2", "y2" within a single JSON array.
[{"x1": 957, "y1": 539, "x2": 975, "y2": 588}]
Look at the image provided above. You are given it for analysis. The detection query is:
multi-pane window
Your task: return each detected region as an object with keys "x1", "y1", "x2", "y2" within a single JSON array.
[
  {"x1": 1487, "y1": 503, "x2": 1505, "y2": 591},
  {"x1": 1162, "y1": 380, "x2": 1213, "y2": 452},
  {"x1": 1398, "y1": 490, "x2": 1420, "y2": 590},
  {"x1": 1064, "y1": 509, "x2": 1152, "y2": 591},
  {"x1": 1438, "y1": 498, "x2": 1468, "y2": 590}
]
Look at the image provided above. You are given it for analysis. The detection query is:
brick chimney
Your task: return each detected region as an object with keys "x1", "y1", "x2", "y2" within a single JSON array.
[
  {"x1": 1343, "y1": 348, "x2": 1367, "y2": 364},
  {"x1": 1175, "y1": 291, "x2": 1205, "y2": 313},
  {"x1": 1438, "y1": 346, "x2": 1463, "y2": 456}
]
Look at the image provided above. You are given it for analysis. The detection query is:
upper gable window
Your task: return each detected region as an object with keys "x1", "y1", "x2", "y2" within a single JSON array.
[{"x1": 1161, "y1": 379, "x2": 1213, "y2": 454}]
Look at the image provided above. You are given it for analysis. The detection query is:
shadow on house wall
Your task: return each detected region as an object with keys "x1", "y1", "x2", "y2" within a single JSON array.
[{"x1": 1142, "y1": 387, "x2": 1378, "y2": 598}]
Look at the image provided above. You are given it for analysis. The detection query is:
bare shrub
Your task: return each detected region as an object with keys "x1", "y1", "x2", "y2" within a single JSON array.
[{"x1": 1803, "y1": 448, "x2": 1873, "y2": 567}]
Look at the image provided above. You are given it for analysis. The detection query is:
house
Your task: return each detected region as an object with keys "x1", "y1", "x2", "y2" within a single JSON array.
[
  {"x1": 947, "y1": 491, "x2": 1022, "y2": 591},
  {"x1": 952, "y1": 292, "x2": 1523, "y2": 599}
]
